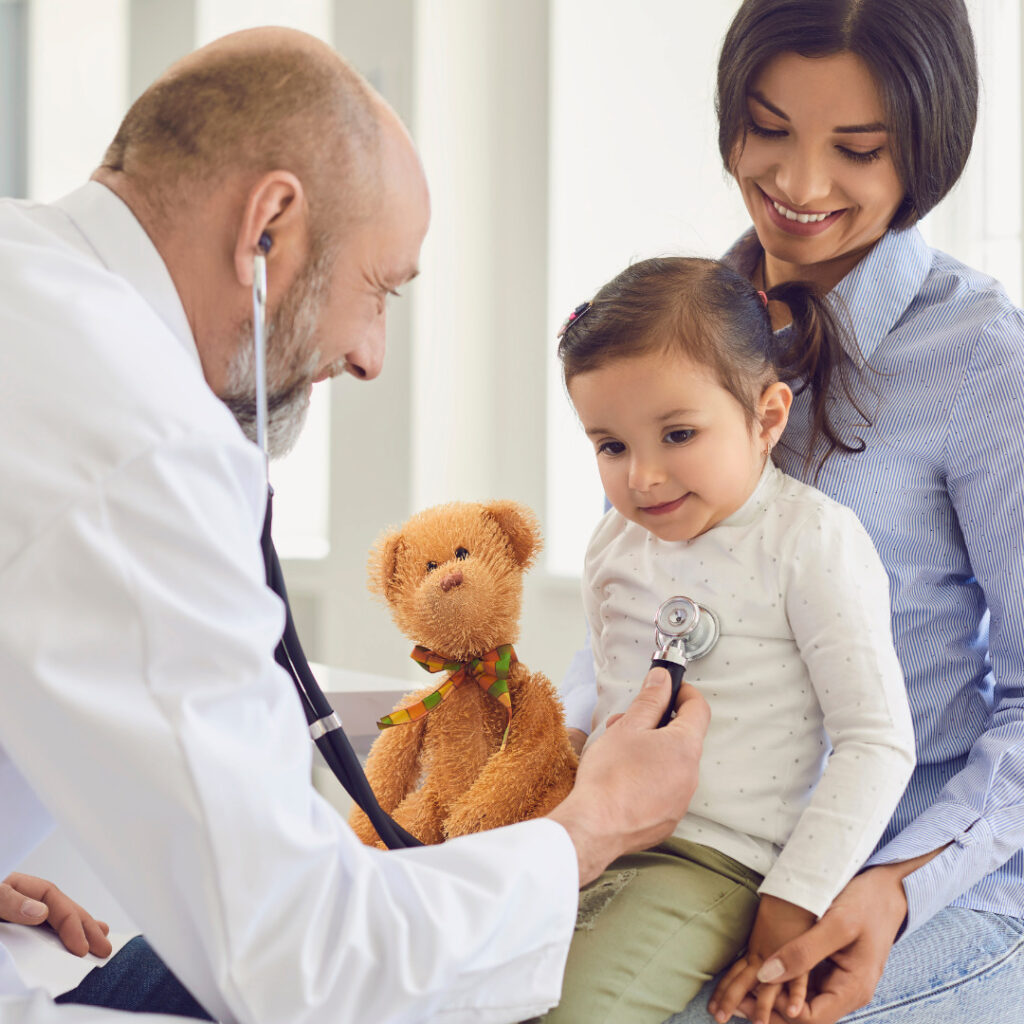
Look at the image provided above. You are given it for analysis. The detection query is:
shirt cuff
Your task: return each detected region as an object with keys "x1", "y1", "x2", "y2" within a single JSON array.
[{"x1": 865, "y1": 803, "x2": 987, "y2": 934}]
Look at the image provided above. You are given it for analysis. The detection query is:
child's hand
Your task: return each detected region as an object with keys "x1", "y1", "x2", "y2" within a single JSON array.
[
  {"x1": 708, "y1": 894, "x2": 816, "y2": 1024},
  {"x1": 566, "y1": 727, "x2": 588, "y2": 757}
]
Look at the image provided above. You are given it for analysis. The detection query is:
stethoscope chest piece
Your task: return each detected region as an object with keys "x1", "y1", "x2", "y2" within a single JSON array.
[
  {"x1": 651, "y1": 595, "x2": 720, "y2": 728},
  {"x1": 654, "y1": 596, "x2": 720, "y2": 663}
]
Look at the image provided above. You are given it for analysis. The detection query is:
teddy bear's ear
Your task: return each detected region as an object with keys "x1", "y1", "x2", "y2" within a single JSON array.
[
  {"x1": 482, "y1": 500, "x2": 542, "y2": 571},
  {"x1": 367, "y1": 529, "x2": 406, "y2": 604}
]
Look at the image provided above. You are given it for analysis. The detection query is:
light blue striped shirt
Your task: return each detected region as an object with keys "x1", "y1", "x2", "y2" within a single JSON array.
[{"x1": 562, "y1": 226, "x2": 1024, "y2": 933}]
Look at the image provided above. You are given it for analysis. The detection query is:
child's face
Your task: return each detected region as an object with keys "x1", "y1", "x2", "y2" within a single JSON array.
[{"x1": 569, "y1": 349, "x2": 774, "y2": 542}]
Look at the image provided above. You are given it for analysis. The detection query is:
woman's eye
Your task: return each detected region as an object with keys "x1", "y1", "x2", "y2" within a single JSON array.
[
  {"x1": 747, "y1": 121, "x2": 787, "y2": 139},
  {"x1": 455, "y1": 547, "x2": 469, "y2": 560},
  {"x1": 665, "y1": 429, "x2": 695, "y2": 445},
  {"x1": 838, "y1": 146, "x2": 883, "y2": 165},
  {"x1": 596, "y1": 440, "x2": 626, "y2": 456},
  {"x1": 426, "y1": 561, "x2": 438, "y2": 572}
]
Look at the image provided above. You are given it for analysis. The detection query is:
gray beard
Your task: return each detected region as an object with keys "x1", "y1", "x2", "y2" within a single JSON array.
[{"x1": 221, "y1": 246, "x2": 333, "y2": 459}]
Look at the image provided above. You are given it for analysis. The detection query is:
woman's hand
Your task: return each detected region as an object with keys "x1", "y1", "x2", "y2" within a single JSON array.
[
  {"x1": 724, "y1": 852, "x2": 942, "y2": 1024},
  {"x1": 0, "y1": 872, "x2": 113, "y2": 958},
  {"x1": 709, "y1": 895, "x2": 816, "y2": 1024}
]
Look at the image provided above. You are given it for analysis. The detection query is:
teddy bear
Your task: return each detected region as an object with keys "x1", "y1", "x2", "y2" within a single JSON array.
[{"x1": 348, "y1": 499, "x2": 579, "y2": 847}]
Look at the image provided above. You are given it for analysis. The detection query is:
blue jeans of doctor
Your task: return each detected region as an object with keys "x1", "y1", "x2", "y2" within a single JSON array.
[{"x1": 665, "y1": 907, "x2": 1024, "y2": 1023}]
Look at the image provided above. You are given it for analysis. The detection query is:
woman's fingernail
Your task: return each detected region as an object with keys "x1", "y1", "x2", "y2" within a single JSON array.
[
  {"x1": 757, "y1": 958, "x2": 784, "y2": 983},
  {"x1": 21, "y1": 899, "x2": 46, "y2": 919}
]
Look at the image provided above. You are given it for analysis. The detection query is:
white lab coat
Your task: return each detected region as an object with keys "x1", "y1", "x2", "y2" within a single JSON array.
[{"x1": 0, "y1": 183, "x2": 578, "y2": 1023}]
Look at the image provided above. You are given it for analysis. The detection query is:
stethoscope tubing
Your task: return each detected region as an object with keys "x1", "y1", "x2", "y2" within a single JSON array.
[{"x1": 252, "y1": 253, "x2": 420, "y2": 850}]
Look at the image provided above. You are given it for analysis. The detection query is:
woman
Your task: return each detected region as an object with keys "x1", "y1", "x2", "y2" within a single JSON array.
[{"x1": 562, "y1": 1, "x2": 1024, "y2": 1021}]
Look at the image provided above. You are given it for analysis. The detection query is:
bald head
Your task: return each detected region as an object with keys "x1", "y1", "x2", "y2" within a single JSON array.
[{"x1": 100, "y1": 27, "x2": 382, "y2": 234}]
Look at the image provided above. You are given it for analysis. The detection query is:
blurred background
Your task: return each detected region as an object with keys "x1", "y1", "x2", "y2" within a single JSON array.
[{"x1": 1, "y1": 0, "x2": 1020, "y2": 692}]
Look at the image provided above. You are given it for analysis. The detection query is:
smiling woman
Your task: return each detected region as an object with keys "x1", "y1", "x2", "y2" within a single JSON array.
[{"x1": 733, "y1": 52, "x2": 906, "y2": 293}]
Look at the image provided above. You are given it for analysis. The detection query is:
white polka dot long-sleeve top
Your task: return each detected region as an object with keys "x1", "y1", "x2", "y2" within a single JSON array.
[{"x1": 582, "y1": 460, "x2": 916, "y2": 916}]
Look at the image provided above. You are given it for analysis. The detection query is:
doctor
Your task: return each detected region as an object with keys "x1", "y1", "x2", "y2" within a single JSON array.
[{"x1": 0, "y1": 26, "x2": 709, "y2": 1024}]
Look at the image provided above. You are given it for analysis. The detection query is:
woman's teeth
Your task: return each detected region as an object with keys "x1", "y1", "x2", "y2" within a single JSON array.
[{"x1": 772, "y1": 199, "x2": 832, "y2": 223}]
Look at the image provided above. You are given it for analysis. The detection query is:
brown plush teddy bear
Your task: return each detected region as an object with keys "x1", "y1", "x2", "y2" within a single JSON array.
[{"x1": 348, "y1": 500, "x2": 578, "y2": 847}]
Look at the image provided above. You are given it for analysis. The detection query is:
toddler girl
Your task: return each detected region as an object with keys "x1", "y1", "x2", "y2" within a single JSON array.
[{"x1": 544, "y1": 257, "x2": 915, "y2": 1024}]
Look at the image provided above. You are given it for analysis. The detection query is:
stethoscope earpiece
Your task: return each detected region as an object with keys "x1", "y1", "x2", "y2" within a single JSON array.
[{"x1": 258, "y1": 232, "x2": 272, "y2": 254}]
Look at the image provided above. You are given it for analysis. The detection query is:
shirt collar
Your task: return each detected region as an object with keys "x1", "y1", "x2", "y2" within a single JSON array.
[
  {"x1": 723, "y1": 225, "x2": 933, "y2": 361},
  {"x1": 717, "y1": 458, "x2": 783, "y2": 529},
  {"x1": 52, "y1": 181, "x2": 200, "y2": 369}
]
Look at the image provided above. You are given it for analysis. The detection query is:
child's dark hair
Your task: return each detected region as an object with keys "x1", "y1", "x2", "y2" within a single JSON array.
[
  {"x1": 717, "y1": 0, "x2": 977, "y2": 229},
  {"x1": 558, "y1": 257, "x2": 866, "y2": 471}
]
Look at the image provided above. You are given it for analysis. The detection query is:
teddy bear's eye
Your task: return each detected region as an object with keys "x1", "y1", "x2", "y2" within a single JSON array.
[
  {"x1": 455, "y1": 547, "x2": 470, "y2": 560},
  {"x1": 426, "y1": 561, "x2": 438, "y2": 572}
]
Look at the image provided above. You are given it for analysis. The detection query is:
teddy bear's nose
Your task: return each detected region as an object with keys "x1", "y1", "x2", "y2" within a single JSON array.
[{"x1": 440, "y1": 570, "x2": 464, "y2": 593}]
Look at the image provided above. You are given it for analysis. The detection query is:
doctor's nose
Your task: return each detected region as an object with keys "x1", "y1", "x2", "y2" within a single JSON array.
[{"x1": 342, "y1": 331, "x2": 385, "y2": 381}]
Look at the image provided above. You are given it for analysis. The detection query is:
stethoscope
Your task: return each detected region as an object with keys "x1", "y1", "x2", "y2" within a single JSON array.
[
  {"x1": 650, "y1": 596, "x2": 720, "y2": 728},
  {"x1": 250, "y1": 243, "x2": 721, "y2": 845},
  {"x1": 252, "y1": 242, "x2": 422, "y2": 850}
]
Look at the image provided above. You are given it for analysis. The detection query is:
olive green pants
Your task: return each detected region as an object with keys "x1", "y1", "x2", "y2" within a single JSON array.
[{"x1": 540, "y1": 837, "x2": 762, "y2": 1024}]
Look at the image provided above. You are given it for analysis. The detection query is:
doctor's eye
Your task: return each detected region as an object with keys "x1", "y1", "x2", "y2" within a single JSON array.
[
  {"x1": 455, "y1": 547, "x2": 470, "y2": 560},
  {"x1": 426, "y1": 561, "x2": 438, "y2": 572}
]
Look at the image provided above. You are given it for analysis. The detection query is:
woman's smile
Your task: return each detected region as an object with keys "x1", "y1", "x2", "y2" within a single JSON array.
[{"x1": 760, "y1": 187, "x2": 846, "y2": 236}]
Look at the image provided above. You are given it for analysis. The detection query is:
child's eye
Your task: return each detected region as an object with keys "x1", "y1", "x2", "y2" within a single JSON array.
[
  {"x1": 664, "y1": 429, "x2": 695, "y2": 445},
  {"x1": 455, "y1": 547, "x2": 469, "y2": 560},
  {"x1": 596, "y1": 440, "x2": 626, "y2": 456},
  {"x1": 426, "y1": 561, "x2": 438, "y2": 572}
]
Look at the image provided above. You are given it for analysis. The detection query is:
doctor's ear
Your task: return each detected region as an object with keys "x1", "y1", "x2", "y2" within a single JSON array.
[{"x1": 234, "y1": 171, "x2": 306, "y2": 286}]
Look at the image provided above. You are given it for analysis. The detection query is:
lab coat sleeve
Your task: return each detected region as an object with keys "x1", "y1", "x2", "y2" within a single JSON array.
[
  {"x1": 0, "y1": 438, "x2": 578, "y2": 1024},
  {"x1": 757, "y1": 503, "x2": 916, "y2": 917}
]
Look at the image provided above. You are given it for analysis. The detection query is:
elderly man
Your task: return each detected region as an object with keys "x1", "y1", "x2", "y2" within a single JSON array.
[{"x1": 0, "y1": 27, "x2": 708, "y2": 1024}]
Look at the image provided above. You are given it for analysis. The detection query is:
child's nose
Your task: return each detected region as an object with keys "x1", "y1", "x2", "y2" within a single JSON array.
[{"x1": 628, "y1": 456, "x2": 663, "y2": 492}]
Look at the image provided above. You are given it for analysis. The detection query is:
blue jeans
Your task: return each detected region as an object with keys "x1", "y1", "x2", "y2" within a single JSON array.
[
  {"x1": 55, "y1": 935, "x2": 213, "y2": 1020},
  {"x1": 664, "y1": 908, "x2": 1024, "y2": 1023}
]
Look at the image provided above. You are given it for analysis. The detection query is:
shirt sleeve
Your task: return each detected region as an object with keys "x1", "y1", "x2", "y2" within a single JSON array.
[
  {"x1": 0, "y1": 438, "x2": 578, "y2": 1024},
  {"x1": 558, "y1": 630, "x2": 597, "y2": 733},
  {"x1": 758, "y1": 503, "x2": 916, "y2": 917},
  {"x1": 865, "y1": 310, "x2": 1024, "y2": 934}
]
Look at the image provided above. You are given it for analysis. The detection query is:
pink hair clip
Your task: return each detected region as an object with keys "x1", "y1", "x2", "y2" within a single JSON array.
[{"x1": 557, "y1": 301, "x2": 592, "y2": 338}]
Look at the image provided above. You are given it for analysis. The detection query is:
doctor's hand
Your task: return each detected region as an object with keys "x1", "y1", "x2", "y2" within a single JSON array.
[
  {"x1": 547, "y1": 667, "x2": 709, "y2": 887},
  {"x1": 1, "y1": 872, "x2": 113, "y2": 958}
]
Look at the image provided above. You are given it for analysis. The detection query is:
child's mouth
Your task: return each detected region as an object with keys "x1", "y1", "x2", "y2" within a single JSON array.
[{"x1": 639, "y1": 495, "x2": 688, "y2": 515}]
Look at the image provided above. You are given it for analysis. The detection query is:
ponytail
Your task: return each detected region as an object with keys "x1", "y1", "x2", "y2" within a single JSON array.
[{"x1": 766, "y1": 280, "x2": 869, "y2": 476}]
